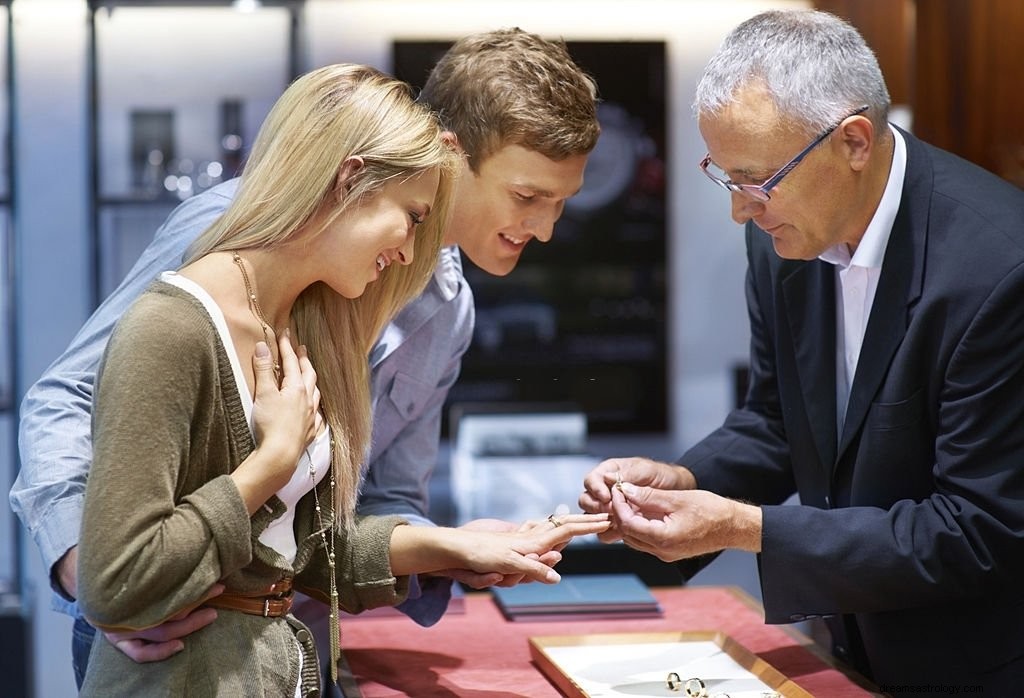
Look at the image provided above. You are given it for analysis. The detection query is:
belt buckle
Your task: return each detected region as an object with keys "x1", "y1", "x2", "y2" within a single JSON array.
[{"x1": 263, "y1": 598, "x2": 271, "y2": 617}]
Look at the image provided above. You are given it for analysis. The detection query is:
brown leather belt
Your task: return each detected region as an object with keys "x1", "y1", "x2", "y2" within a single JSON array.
[{"x1": 206, "y1": 579, "x2": 294, "y2": 618}]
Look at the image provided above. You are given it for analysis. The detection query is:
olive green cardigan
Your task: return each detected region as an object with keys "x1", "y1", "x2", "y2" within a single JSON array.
[{"x1": 78, "y1": 280, "x2": 410, "y2": 696}]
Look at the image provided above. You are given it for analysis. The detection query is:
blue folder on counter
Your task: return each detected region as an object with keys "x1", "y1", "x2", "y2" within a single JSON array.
[{"x1": 491, "y1": 573, "x2": 663, "y2": 622}]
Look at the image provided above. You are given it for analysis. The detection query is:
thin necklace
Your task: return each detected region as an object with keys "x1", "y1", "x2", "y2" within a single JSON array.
[
  {"x1": 233, "y1": 250, "x2": 340, "y2": 680},
  {"x1": 232, "y1": 252, "x2": 281, "y2": 380},
  {"x1": 308, "y1": 440, "x2": 340, "y2": 681}
]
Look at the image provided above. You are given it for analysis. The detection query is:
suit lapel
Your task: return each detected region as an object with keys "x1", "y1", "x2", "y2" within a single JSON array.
[
  {"x1": 837, "y1": 129, "x2": 929, "y2": 462},
  {"x1": 783, "y1": 259, "x2": 838, "y2": 472}
]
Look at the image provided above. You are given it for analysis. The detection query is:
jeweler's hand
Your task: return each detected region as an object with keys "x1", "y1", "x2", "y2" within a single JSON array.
[
  {"x1": 609, "y1": 483, "x2": 762, "y2": 561},
  {"x1": 580, "y1": 457, "x2": 696, "y2": 543},
  {"x1": 103, "y1": 583, "x2": 225, "y2": 663}
]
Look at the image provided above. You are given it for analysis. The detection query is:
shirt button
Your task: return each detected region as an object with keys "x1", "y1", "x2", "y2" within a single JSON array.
[{"x1": 296, "y1": 629, "x2": 311, "y2": 643}]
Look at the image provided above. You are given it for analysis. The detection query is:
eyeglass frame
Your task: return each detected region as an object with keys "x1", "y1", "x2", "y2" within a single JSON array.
[{"x1": 698, "y1": 104, "x2": 870, "y2": 202}]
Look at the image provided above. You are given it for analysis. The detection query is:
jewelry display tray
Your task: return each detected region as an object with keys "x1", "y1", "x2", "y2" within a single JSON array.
[{"x1": 529, "y1": 631, "x2": 813, "y2": 698}]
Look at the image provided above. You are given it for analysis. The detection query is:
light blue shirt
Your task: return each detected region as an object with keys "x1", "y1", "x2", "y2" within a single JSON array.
[{"x1": 10, "y1": 178, "x2": 475, "y2": 626}]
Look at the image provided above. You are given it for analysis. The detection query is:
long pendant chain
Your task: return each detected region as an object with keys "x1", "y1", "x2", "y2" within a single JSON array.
[
  {"x1": 232, "y1": 252, "x2": 281, "y2": 380},
  {"x1": 235, "y1": 251, "x2": 337, "y2": 676},
  {"x1": 309, "y1": 439, "x2": 339, "y2": 681}
]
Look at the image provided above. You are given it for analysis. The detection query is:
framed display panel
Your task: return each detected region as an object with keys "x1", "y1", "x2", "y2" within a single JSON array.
[
  {"x1": 1, "y1": 3, "x2": 17, "y2": 666},
  {"x1": 0, "y1": 209, "x2": 10, "y2": 411},
  {"x1": 0, "y1": 1, "x2": 9, "y2": 412},
  {"x1": 394, "y1": 40, "x2": 668, "y2": 436},
  {"x1": 530, "y1": 631, "x2": 812, "y2": 698},
  {"x1": 89, "y1": 0, "x2": 300, "y2": 300},
  {"x1": 0, "y1": 0, "x2": 6, "y2": 199}
]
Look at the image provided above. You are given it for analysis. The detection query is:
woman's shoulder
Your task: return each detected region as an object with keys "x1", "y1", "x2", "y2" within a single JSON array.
[{"x1": 108, "y1": 279, "x2": 220, "y2": 362}]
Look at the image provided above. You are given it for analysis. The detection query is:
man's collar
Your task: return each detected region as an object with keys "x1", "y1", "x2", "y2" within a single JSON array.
[{"x1": 819, "y1": 124, "x2": 907, "y2": 269}]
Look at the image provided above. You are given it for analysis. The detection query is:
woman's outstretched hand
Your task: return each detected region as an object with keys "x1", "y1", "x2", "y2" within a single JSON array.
[{"x1": 390, "y1": 513, "x2": 611, "y2": 587}]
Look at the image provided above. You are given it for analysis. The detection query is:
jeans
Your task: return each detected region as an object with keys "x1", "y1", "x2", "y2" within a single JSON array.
[{"x1": 71, "y1": 616, "x2": 97, "y2": 690}]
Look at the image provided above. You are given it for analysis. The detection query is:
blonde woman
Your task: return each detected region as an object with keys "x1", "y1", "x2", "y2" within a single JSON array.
[{"x1": 77, "y1": 64, "x2": 608, "y2": 696}]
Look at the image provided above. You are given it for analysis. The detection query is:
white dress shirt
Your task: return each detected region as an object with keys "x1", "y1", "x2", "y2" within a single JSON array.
[{"x1": 818, "y1": 125, "x2": 907, "y2": 433}]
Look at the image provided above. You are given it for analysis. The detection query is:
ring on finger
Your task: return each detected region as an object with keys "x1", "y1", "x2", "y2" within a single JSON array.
[{"x1": 547, "y1": 514, "x2": 562, "y2": 528}]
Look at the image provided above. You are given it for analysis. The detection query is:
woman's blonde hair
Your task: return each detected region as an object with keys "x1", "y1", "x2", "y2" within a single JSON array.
[{"x1": 185, "y1": 63, "x2": 457, "y2": 528}]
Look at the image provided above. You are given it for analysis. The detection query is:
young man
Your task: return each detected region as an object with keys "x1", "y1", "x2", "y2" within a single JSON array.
[
  {"x1": 582, "y1": 9, "x2": 1024, "y2": 695},
  {"x1": 11, "y1": 27, "x2": 599, "y2": 690}
]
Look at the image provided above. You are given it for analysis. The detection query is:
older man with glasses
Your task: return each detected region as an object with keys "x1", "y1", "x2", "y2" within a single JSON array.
[{"x1": 581, "y1": 9, "x2": 1024, "y2": 696}]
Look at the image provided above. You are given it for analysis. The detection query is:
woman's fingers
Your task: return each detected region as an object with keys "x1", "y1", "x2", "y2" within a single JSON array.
[
  {"x1": 296, "y1": 345, "x2": 322, "y2": 436},
  {"x1": 536, "y1": 550, "x2": 562, "y2": 567},
  {"x1": 296, "y1": 345, "x2": 318, "y2": 399},
  {"x1": 540, "y1": 513, "x2": 610, "y2": 537},
  {"x1": 515, "y1": 556, "x2": 562, "y2": 584},
  {"x1": 251, "y1": 342, "x2": 278, "y2": 398},
  {"x1": 543, "y1": 513, "x2": 609, "y2": 527}
]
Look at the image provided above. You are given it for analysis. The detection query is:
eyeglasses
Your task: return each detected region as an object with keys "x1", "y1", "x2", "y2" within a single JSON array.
[{"x1": 698, "y1": 105, "x2": 870, "y2": 202}]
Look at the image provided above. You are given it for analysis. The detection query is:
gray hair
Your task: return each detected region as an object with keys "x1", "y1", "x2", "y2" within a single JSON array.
[{"x1": 694, "y1": 10, "x2": 891, "y2": 136}]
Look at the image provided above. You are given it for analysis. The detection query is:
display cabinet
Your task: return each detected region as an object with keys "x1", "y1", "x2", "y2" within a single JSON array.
[
  {"x1": 89, "y1": 0, "x2": 302, "y2": 301},
  {"x1": 0, "y1": 5, "x2": 28, "y2": 697},
  {"x1": 0, "y1": 0, "x2": 10, "y2": 412}
]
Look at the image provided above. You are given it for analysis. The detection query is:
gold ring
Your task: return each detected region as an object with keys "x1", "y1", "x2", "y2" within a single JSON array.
[
  {"x1": 666, "y1": 672, "x2": 681, "y2": 691},
  {"x1": 684, "y1": 677, "x2": 707, "y2": 698},
  {"x1": 547, "y1": 514, "x2": 562, "y2": 527}
]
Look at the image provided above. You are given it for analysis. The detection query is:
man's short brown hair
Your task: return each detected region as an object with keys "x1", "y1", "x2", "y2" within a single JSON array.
[{"x1": 421, "y1": 27, "x2": 600, "y2": 172}]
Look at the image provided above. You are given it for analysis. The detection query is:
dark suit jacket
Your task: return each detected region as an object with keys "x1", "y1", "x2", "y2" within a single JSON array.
[{"x1": 682, "y1": 129, "x2": 1024, "y2": 692}]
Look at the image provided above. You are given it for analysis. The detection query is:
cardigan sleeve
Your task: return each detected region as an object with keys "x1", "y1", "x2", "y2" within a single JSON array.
[
  {"x1": 78, "y1": 289, "x2": 252, "y2": 632},
  {"x1": 294, "y1": 511, "x2": 412, "y2": 614}
]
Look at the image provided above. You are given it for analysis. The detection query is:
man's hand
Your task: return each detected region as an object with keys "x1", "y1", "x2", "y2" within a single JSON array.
[
  {"x1": 102, "y1": 584, "x2": 225, "y2": 663},
  {"x1": 56, "y1": 548, "x2": 222, "y2": 662},
  {"x1": 579, "y1": 457, "x2": 696, "y2": 542},
  {"x1": 609, "y1": 483, "x2": 762, "y2": 561}
]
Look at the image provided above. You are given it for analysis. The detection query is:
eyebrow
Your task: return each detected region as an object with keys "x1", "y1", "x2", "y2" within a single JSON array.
[
  {"x1": 709, "y1": 158, "x2": 763, "y2": 180},
  {"x1": 718, "y1": 161, "x2": 773, "y2": 184},
  {"x1": 516, "y1": 184, "x2": 584, "y2": 199}
]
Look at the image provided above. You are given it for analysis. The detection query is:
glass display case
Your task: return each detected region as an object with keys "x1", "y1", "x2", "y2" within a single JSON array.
[
  {"x1": 89, "y1": 0, "x2": 302, "y2": 300},
  {"x1": 0, "y1": 6, "x2": 23, "y2": 689},
  {"x1": 0, "y1": 1, "x2": 9, "y2": 412}
]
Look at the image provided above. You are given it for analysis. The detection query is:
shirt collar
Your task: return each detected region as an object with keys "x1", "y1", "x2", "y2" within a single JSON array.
[
  {"x1": 433, "y1": 245, "x2": 463, "y2": 301},
  {"x1": 818, "y1": 124, "x2": 907, "y2": 269}
]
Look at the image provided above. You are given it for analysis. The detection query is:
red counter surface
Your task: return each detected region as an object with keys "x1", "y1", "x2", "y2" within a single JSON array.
[{"x1": 341, "y1": 585, "x2": 879, "y2": 697}]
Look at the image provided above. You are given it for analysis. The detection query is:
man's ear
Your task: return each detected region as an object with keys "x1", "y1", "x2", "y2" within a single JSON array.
[
  {"x1": 335, "y1": 156, "x2": 365, "y2": 196},
  {"x1": 838, "y1": 116, "x2": 874, "y2": 172},
  {"x1": 441, "y1": 130, "x2": 461, "y2": 152}
]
